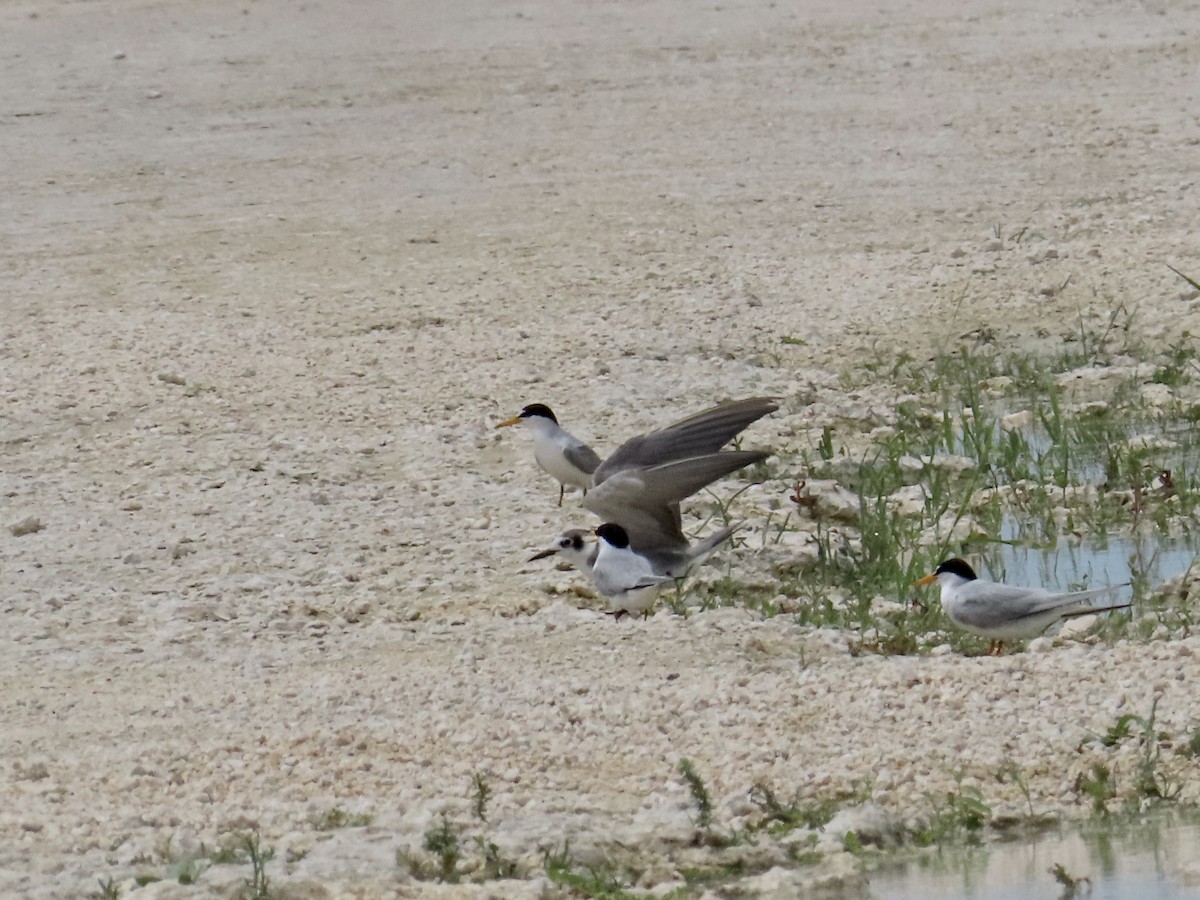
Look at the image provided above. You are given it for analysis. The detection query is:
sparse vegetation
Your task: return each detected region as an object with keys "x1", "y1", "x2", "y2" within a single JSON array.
[
  {"x1": 543, "y1": 842, "x2": 639, "y2": 899},
  {"x1": 1077, "y1": 697, "x2": 1184, "y2": 812},
  {"x1": 916, "y1": 774, "x2": 990, "y2": 846},
  {"x1": 422, "y1": 815, "x2": 462, "y2": 883},
  {"x1": 471, "y1": 771, "x2": 492, "y2": 823},
  {"x1": 313, "y1": 807, "x2": 373, "y2": 830},
  {"x1": 173, "y1": 856, "x2": 208, "y2": 885},
  {"x1": 678, "y1": 758, "x2": 714, "y2": 831},
  {"x1": 747, "y1": 782, "x2": 838, "y2": 834},
  {"x1": 397, "y1": 775, "x2": 521, "y2": 884},
  {"x1": 1077, "y1": 763, "x2": 1116, "y2": 817},
  {"x1": 672, "y1": 305, "x2": 1200, "y2": 654},
  {"x1": 239, "y1": 832, "x2": 275, "y2": 900},
  {"x1": 1049, "y1": 861, "x2": 1092, "y2": 898}
]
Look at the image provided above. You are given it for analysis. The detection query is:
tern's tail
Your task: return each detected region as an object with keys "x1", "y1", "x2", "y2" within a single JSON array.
[
  {"x1": 694, "y1": 521, "x2": 743, "y2": 555},
  {"x1": 685, "y1": 521, "x2": 745, "y2": 570},
  {"x1": 1056, "y1": 582, "x2": 1132, "y2": 618},
  {"x1": 1059, "y1": 596, "x2": 1132, "y2": 618}
]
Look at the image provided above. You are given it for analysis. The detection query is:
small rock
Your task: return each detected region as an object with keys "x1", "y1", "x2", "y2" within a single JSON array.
[
  {"x1": 982, "y1": 375, "x2": 1014, "y2": 396},
  {"x1": 1139, "y1": 383, "x2": 1174, "y2": 407},
  {"x1": 1001, "y1": 410, "x2": 1033, "y2": 431},
  {"x1": 888, "y1": 484, "x2": 927, "y2": 517},
  {"x1": 10, "y1": 516, "x2": 44, "y2": 537},
  {"x1": 1059, "y1": 614, "x2": 1098, "y2": 639},
  {"x1": 823, "y1": 802, "x2": 903, "y2": 848},
  {"x1": 794, "y1": 480, "x2": 860, "y2": 525},
  {"x1": 1123, "y1": 433, "x2": 1178, "y2": 452},
  {"x1": 924, "y1": 453, "x2": 976, "y2": 474},
  {"x1": 158, "y1": 372, "x2": 186, "y2": 385}
]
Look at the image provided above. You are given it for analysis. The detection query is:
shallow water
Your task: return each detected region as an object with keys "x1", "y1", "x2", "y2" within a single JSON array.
[
  {"x1": 980, "y1": 526, "x2": 1198, "y2": 595},
  {"x1": 869, "y1": 814, "x2": 1200, "y2": 899}
]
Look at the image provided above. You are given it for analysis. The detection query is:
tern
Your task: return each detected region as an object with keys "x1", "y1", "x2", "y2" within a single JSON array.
[
  {"x1": 530, "y1": 521, "x2": 743, "y2": 581},
  {"x1": 497, "y1": 397, "x2": 777, "y2": 507},
  {"x1": 915, "y1": 558, "x2": 1131, "y2": 655},
  {"x1": 494, "y1": 403, "x2": 601, "y2": 506},
  {"x1": 589, "y1": 523, "x2": 676, "y2": 619}
]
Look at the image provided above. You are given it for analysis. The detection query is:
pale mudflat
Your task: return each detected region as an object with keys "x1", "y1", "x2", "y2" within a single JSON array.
[{"x1": 3, "y1": 0, "x2": 1200, "y2": 895}]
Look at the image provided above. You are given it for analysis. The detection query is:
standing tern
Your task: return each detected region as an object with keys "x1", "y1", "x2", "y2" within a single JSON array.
[
  {"x1": 915, "y1": 558, "x2": 1131, "y2": 655},
  {"x1": 494, "y1": 404, "x2": 601, "y2": 506},
  {"x1": 497, "y1": 397, "x2": 778, "y2": 508},
  {"x1": 590, "y1": 523, "x2": 676, "y2": 619}
]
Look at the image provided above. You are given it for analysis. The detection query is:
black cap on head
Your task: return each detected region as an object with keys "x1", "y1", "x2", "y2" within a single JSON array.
[
  {"x1": 595, "y1": 523, "x2": 630, "y2": 548},
  {"x1": 935, "y1": 558, "x2": 978, "y2": 581},
  {"x1": 520, "y1": 403, "x2": 557, "y2": 424}
]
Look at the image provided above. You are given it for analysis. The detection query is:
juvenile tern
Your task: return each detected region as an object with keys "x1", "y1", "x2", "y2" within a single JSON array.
[
  {"x1": 497, "y1": 397, "x2": 778, "y2": 508},
  {"x1": 916, "y1": 558, "x2": 1130, "y2": 655},
  {"x1": 591, "y1": 523, "x2": 676, "y2": 619},
  {"x1": 495, "y1": 404, "x2": 601, "y2": 506}
]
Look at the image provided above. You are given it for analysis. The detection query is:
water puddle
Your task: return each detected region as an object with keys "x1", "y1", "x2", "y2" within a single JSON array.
[
  {"x1": 869, "y1": 813, "x2": 1200, "y2": 899},
  {"x1": 978, "y1": 527, "x2": 1199, "y2": 595}
]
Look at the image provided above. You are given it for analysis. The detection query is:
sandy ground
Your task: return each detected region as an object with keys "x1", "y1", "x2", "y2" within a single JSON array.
[{"x1": 4, "y1": 0, "x2": 1200, "y2": 896}]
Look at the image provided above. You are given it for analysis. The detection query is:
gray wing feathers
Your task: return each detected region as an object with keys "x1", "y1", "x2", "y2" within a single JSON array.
[
  {"x1": 615, "y1": 452, "x2": 769, "y2": 506},
  {"x1": 583, "y1": 452, "x2": 767, "y2": 551},
  {"x1": 594, "y1": 397, "x2": 777, "y2": 485},
  {"x1": 643, "y1": 522, "x2": 742, "y2": 576},
  {"x1": 1027, "y1": 584, "x2": 1130, "y2": 617},
  {"x1": 957, "y1": 582, "x2": 1127, "y2": 630},
  {"x1": 586, "y1": 493, "x2": 688, "y2": 551},
  {"x1": 563, "y1": 439, "x2": 602, "y2": 475},
  {"x1": 691, "y1": 522, "x2": 743, "y2": 559}
]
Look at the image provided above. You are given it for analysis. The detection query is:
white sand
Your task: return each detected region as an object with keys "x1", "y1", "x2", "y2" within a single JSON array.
[{"x1": 4, "y1": 0, "x2": 1200, "y2": 895}]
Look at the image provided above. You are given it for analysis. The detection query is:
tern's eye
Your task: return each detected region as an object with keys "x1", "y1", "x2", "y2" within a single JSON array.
[
  {"x1": 571, "y1": 536, "x2": 583, "y2": 550},
  {"x1": 559, "y1": 538, "x2": 571, "y2": 549}
]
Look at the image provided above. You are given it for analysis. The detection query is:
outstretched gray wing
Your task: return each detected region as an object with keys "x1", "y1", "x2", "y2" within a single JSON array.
[
  {"x1": 584, "y1": 451, "x2": 768, "y2": 551},
  {"x1": 594, "y1": 397, "x2": 777, "y2": 486}
]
